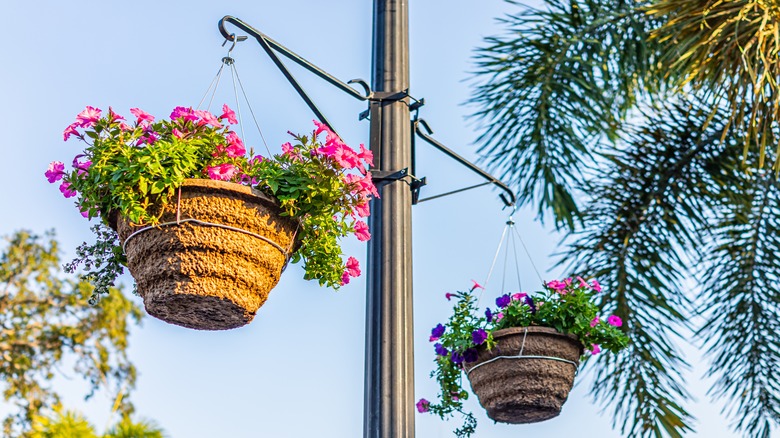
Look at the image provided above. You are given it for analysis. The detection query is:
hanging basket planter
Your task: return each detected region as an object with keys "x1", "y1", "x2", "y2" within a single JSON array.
[
  {"x1": 113, "y1": 179, "x2": 298, "y2": 330},
  {"x1": 48, "y1": 105, "x2": 377, "y2": 331},
  {"x1": 463, "y1": 326, "x2": 582, "y2": 424}
]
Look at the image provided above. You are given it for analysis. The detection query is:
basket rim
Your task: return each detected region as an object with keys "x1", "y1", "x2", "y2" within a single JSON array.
[{"x1": 491, "y1": 326, "x2": 581, "y2": 344}]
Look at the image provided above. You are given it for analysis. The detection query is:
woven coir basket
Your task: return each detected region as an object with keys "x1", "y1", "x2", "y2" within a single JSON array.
[
  {"x1": 114, "y1": 179, "x2": 298, "y2": 331},
  {"x1": 464, "y1": 326, "x2": 583, "y2": 424}
]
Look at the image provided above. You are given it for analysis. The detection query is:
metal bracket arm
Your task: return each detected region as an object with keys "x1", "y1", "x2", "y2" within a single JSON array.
[{"x1": 414, "y1": 118, "x2": 516, "y2": 207}]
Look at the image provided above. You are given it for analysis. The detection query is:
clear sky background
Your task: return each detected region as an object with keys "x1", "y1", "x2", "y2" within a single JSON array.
[{"x1": 0, "y1": 1, "x2": 741, "y2": 437}]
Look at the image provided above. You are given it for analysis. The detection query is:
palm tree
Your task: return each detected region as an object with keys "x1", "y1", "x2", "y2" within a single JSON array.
[
  {"x1": 103, "y1": 416, "x2": 166, "y2": 438},
  {"x1": 469, "y1": 1, "x2": 780, "y2": 437}
]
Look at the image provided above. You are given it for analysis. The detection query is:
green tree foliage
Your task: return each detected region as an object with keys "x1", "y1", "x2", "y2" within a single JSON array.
[
  {"x1": 0, "y1": 230, "x2": 143, "y2": 437},
  {"x1": 471, "y1": 1, "x2": 780, "y2": 437},
  {"x1": 28, "y1": 407, "x2": 165, "y2": 438}
]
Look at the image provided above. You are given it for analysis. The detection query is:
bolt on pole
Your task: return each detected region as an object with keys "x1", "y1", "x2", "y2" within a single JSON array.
[{"x1": 363, "y1": 0, "x2": 415, "y2": 437}]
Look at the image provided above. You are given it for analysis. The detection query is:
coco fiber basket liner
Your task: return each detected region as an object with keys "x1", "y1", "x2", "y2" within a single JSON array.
[
  {"x1": 464, "y1": 326, "x2": 583, "y2": 424},
  {"x1": 115, "y1": 179, "x2": 298, "y2": 331}
]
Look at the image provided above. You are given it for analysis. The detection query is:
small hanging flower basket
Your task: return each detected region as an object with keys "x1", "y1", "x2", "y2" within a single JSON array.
[
  {"x1": 418, "y1": 279, "x2": 629, "y2": 437},
  {"x1": 463, "y1": 326, "x2": 582, "y2": 424},
  {"x1": 48, "y1": 105, "x2": 376, "y2": 330}
]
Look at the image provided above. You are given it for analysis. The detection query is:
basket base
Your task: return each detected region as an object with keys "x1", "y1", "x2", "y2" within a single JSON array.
[{"x1": 144, "y1": 292, "x2": 255, "y2": 331}]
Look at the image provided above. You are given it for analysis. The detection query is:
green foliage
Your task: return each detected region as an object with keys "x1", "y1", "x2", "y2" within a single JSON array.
[
  {"x1": 52, "y1": 107, "x2": 375, "y2": 297},
  {"x1": 0, "y1": 230, "x2": 142, "y2": 437},
  {"x1": 422, "y1": 280, "x2": 628, "y2": 437},
  {"x1": 28, "y1": 408, "x2": 166, "y2": 438},
  {"x1": 470, "y1": 0, "x2": 662, "y2": 227}
]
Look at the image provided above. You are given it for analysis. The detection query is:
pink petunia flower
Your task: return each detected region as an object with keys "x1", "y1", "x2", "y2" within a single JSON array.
[
  {"x1": 353, "y1": 200, "x2": 370, "y2": 218},
  {"x1": 354, "y1": 220, "x2": 371, "y2": 241},
  {"x1": 170, "y1": 106, "x2": 198, "y2": 122},
  {"x1": 45, "y1": 161, "x2": 65, "y2": 183},
  {"x1": 75, "y1": 106, "x2": 101, "y2": 128},
  {"x1": 107, "y1": 107, "x2": 125, "y2": 122},
  {"x1": 346, "y1": 256, "x2": 361, "y2": 277},
  {"x1": 119, "y1": 122, "x2": 132, "y2": 131},
  {"x1": 358, "y1": 143, "x2": 374, "y2": 167},
  {"x1": 577, "y1": 276, "x2": 589, "y2": 288},
  {"x1": 334, "y1": 144, "x2": 361, "y2": 169},
  {"x1": 445, "y1": 292, "x2": 454, "y2": 301},
  {"x1": 471, "y1": 280, "x2": 484, "y2": 290},
  {"x1": 496, "y1": 312, "x2": 504, "y2": 321},
  {"x1": 220, "y1": 104, "x2": 237, "y2": 124},
  {"x1": 590, "y1": 344, "x2": 601, "y2": 355},
  {"x1": 172, "y1": 128, "x2": 185, "y2": 139},
  {"x1": 59, "y1": 181, "x2": 77, "y2": 198},
  {"x1": 592, "y1": 279, "x2": 602, "y2": 292},
  {"x1": 547, "y1": 280, "x2": 567, "y2": 292},
  {"x1": 63, "y1": 123, "x2": 80, "y2": 141},
  {"x1": 590, "y1": 316, "x2": 600, "y2": 328},
  {"x1": 512, "y1": 292, "x2": 527, "y2": 301},
  {"x1": 207, "y1": 163, "x2": 239, "y2": 181},
  {"x1": 194, "y1": 110, "x2": 223, "y2": 128},
  {"x1": 313, "y1": 119, "x2": 332, "y2": 136},
  {"x1": 607, "y1": 315, "x2": 623, "y2": 327},
  {"x1": 130, "y1": 107, "x2": 155, "y2": 124}
]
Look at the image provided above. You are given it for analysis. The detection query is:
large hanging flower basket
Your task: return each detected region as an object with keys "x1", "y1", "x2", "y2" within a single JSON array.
[
  {"x1": 112, "y1": 179, "x2": 298, "y2": 330},
  {"x1": 48, "y1": 105, "x2": 377, "y2": 331},
  {"x1": 463, "y1": 326, "x2": 582, "y2": 424}
]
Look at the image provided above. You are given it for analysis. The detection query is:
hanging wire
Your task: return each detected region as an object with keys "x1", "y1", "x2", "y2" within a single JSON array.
[
  {"x1": 196, "y1": 63, "x2": 226, "y2": 111},
  {"x1": 509, "y1": 222, "x2": 523, "y2": 291},
  {"x1": 477, "y1": 222, "x2": 510, "y2": 308},
  {"x1": 513, "y1": 225, "x2": 544, "y2": 283},
  {"x1": 229, "y1": 60, "x2": 272, "y2": 157}
]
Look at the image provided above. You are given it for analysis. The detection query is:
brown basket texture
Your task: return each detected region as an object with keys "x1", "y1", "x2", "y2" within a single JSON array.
[
  {"x1": 115, "y1": 179, "x2": 298, "y2": 331},
  {"x1": 464, "y1": 326, "x2": 583, "y2": 424}
]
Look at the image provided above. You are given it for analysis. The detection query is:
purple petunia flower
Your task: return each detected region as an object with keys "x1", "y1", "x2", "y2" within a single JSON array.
[
  {"x1": 472, "y1": 328, "x2": 488, "y2": 345},
  {"x1": 434, "y1": 343, "x2": 449, "y2": 356},
  {"x1": 430, "y1": 323, "x2": 445, "y2": 342},
  {"x1": 485, "y1": 308, "x2": 493, "y2": 322},
  {"x1": 451, "y1": 351, "x2": 464, "y2": 365},
  {"x1": 524, "y1": 296, "x2": 537, "y2": 314},
  {"x1": 463, "y1": 348, "x2": 478, "y2": 363},
  {"x1": 496, "y1": 294, "x2": 511, "y2": 308}
]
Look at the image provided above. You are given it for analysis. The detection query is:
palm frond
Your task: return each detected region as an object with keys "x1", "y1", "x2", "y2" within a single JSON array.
[
  {"x1": 469, "y1": 0, "x2": 660, "y2": 228},
  {"x1": 697, "y1": 165, "x2": 780, "y2": 438},
  {"x1": 564, "y1": 98, "x2": 731, "y2": 437},
  {"x1": 650, "y1": 0, "x2": 780, "y2": 170}
]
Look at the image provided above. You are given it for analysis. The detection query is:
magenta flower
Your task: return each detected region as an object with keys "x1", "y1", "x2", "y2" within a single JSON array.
[
  {"x1": 430, "y1": 323, "x2": 445, "y2": 342},
  {"x1": 546, "y1": 280, "x2": 567, "y2": 292},
  {"x1": 194, "y1": 110, "x2": 223, "y2": 128},
  {"x1": 170, "y1": 106, "x2": 198, "y2": 122},
  {"x1": 472, "y1": 329, "x2": 488, "y2": 345},
  {"x1": 207, "y1": 163, "x2": 238, "y2": 181},
  {"x1": 334, "y1": 145, "x2": 360, "y2": 169},
  {"x1": 281, "y1": 142, "x2": 301, "y2": 160},
  {"x1": 341, "y1": 271, "x2": 351, "y2": 286},
  {"x1": 80, "y1": 209, "x2": 90, "y2": 218},
  {"x1": 107, "y1": 107, "x2": 125, "y2": 122},
  {"x1": 130, "y1": 107, "x2": 154, "y2": 124},
  {"x1": 592, "y1": 279, "x2": 602, "y2": 292},
  {"x1": 511, "y1": 292, "x2": 527, "y2": 301},
  {"x1": 72, "y1": 156, "x2": 91, "y2": 172},
  {"x1": 119, "y1": 122, "x2": 132, "y2": 131},
  {"x1": 471, "y1": 279, "x2": 484, "y2": 291},
  {"x1": 45, "y1": 161, "x2": 65, "y2": 183},
  {"x1": 577, "y1": 276, "x2": 589, "y2": 288},
  {"x1": 416, "y1": 399, "x2": 430, "y2": 414},
  {"x1": 225, "y1": 143, "x2": 246, "y2": 158},
  {"x1": 590, "y1": 316, "x2": 600, "y2": 328},
  {"x1": 316, "y1": 143, "x2": 338, "y2": 156},
  {"x1": 354, "y1": 220, "x2": 371, "y2": 241},
  {"x1": 346, "y1": 256, "x2": 361, "y2": 277},
  {"x1": 220, "y1": 104, "x2": 238, "y2": 124},
  {"x1": 75, "y1": 106, "x2": 101, "y2": 128},
  {"x1": 63, "y1": 123, "x2": 80, "y2": 141},
  {"x1": 172, "y1": 128, "x2": 185, "y2": 139},
  {"x1": 496, "y1": 312, "x2": 504, "y2": 321},
  {"x1": 59, "y1": 181, "x2": 76, "y2": 198},
  {"x1": 445, "y1": 292, "x2": 454, "y2": 301},
  {"x1": 590, "y1": 344, "x2": 601, "y2": 355},
  {"x1": 607, "y1": 315, "x2": 623, "y2": 327}
]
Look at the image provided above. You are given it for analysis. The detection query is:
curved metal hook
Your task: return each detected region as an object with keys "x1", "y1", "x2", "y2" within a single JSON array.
[
  {"x1": 221, "y1": 33, "x2": 246, "y2": 53},
  {"x1": 347, "y1": 78, "x2": 372, "y2": 100}
]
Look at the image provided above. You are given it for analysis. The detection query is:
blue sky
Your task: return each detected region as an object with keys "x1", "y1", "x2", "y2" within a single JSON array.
[{"x1": 1, "y1": 1, "x2": 740, "y2": 437}]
